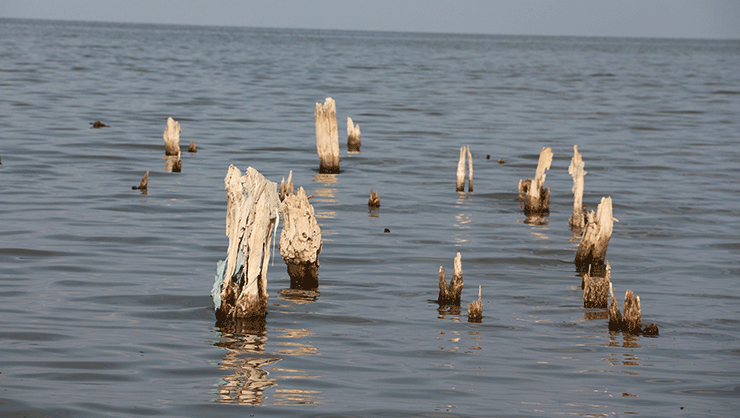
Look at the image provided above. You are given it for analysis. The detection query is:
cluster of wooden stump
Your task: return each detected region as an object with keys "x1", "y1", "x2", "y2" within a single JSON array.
[{"x1": 125, "y1": 97, "x2": 657, "y2": 336}]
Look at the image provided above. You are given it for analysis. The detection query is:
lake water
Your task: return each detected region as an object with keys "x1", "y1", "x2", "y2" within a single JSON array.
[{"x1": 1, "y1": 18, "x2": 739, "y2": 417}]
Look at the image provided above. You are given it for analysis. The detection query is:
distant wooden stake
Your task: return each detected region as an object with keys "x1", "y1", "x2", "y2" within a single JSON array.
[
  {"x1": 608, "y1": 284, "x2": 646, "y2": 335},
  {"x1": 315, "y1": 98, "x2": 339, "y2": 173},
  {"x1": 279, "y1": 171, "x2": 294, "y2": 202},
  {"x1": 347, "y1": 117, "x2": 361, "y2": 153},
  {"x1": 163, "y1": 117, "x2": 181, "y2": 156},
  {"x1": 466, "y1": 145, "x2": 473, "y2": 193},
  {"x1": 456, "y1": 146, "x2": 466, "y2": 192},
  {"x1": 575, "y1": 197, "x2": 616, "y2": 271},
  {"x1": 368, "y1": 188, "x2": 380, "y2": 209},
  {"x1": 132, "y1": 170, "x2": 149, "y2": 190},
  {"x1": 520, "y1": 147, "x2": 553, "y2": 214},
  {"x1": 188, "y1": 140, "x2": 197, "y2": 153},
  {"x1": 467, "y1": 285, "x2": 482, "y2": 322},
  {"x1": 279, "y1": 186, "x2": 322, "y2": 290},
  {"x1": 438, "y1": 252, "x2": 464, "y2": 305},
  {"x1": 212, "y1": 165, "x2": 280, "y2": 320},
  {"x1": 568, "y1": 145, "x2": 586, "y2": 231}
]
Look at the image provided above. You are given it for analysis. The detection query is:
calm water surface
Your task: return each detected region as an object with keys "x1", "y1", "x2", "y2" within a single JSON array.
[{"x1": 1, "y1": 18, "x2": 739, "y2": 417}]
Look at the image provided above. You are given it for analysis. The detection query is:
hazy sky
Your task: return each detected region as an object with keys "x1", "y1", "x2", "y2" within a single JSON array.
[{"x1": 1, "y1": 0, "x2": 739, "y2": 39}]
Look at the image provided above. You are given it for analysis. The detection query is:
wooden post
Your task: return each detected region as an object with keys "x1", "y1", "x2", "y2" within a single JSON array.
[
  {"x1": 315, "y1": 98, "x2": 339, "y2": 173},
  {"x1": 568, "y1": 145, "x2": 586, "y2": 231},
  {"x1": 466, "y1": 145, "x2": 473, "y2": 193},
  {"x1": 456, "y1": 146, "x2": 466, "y2": 192},
  {"x1": 583, "y1": 261, "x2": 610, "y2": 308},
  {"x1": 607, "y1": 283, "x2": 623, "y2": 332},
  {"x1": 188, "y1": 140, "x2": 197, "y2": 153},
  {"x1": 163, "y1": 117, "x2": 181, "y2": 156},
  {"x1": 279, "y1": 171, "x2": 294, "y2": 202},
  {"x1": 368, "y1": 188, "x2": 380, "y2": 209},
  {"x1": 519, "y1": 147, "x2": 553, "y2": 214},
  {"x1": 438, "y1": 252, "x2": 463, "y2": 305},
  {"x1": 279, "y1": 186, "x2": 322, "y2": 290},
  {"x1": 212, "y1": 165, "x2": 280, "y2": 320},
  {"x1": 132, "y1": 170, "x2": 149, "y2": 191},
  {"x1": 467, "y1": 285, "x2": 482, "y2": 322},
  {"x1": 575, "y1": 197, "x2": 616, "y2": 271},
  {"x1": 347, "y1": 117, "x2": 361, "y2": 153},
  {"x1": 623, "y1": 289, "x2": 641, "y2": 334}
]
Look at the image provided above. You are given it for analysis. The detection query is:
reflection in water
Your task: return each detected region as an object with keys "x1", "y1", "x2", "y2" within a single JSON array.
[
  {"x1": 163, "y1": 155, "x2": 181, "y2": 172},
  {"x1": 584, "y1": 310, "x2": 608, "y2": 320},
  {"x1": 453, "y1": 213, "x2": 472, "y2": 245},
  {"x1": 368, "y1": 208, "x2": 379, "y2": 218},
  {"x1": 214, "y1": 315, "x2": 321, "y2": 405},
  {"x1": 312, "y1": 173, "x2": 337, "y2": 223}
]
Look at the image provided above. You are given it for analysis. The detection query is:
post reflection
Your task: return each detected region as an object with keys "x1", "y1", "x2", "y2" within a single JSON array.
[
  {"x1": 213, "y1": 316, "x2": 321, "y2": 406},
  {"x1": 312, "y1": 173, "x2": 337, "y2": 220}
]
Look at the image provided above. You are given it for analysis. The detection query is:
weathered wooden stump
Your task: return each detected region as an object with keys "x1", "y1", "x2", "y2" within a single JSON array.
[
  {"x1": 583, "y1": 261, "x2": 611, "y2": 308},
  {"x1": 467, "y1": 285, "x2": 482, "y2": 323},
  {"x1": 455, "y1": 146, "x2": 473, "y2": 192},
  {"x1": 212, "y1": 165, "x2": 280, "y2": 320},
  {"x1": 368, "y1": 188, "x2": 380, "y2": 209},
  {"x1": 438, "y1": 252, "x2": 463, "y2": 306},
  {"x1": 519, "y1": 147, "x2": 552, "y2": 214},
  {"x1": 163, "y1": 117, "x2": 181, "y2": 156},
  {"x1": 347, "y1": 117, "x2": 361, "y2": 153},
  {"x1": 315, "y1": 98, "x2": 339, "y2": 173},
  {"x1": 608, "y1": 284, "x2": 657, "y2": 335},
  {"x1": 132, "y1": 170, "x2": 149, "y2": 191},
  {"x1": 568, "y1": 145, "x2": 586, "y2": 231},
  {"x1": 188, "y1": 140, "x2": 197, "y2": 153},
  {"x1": 279, "y1": 186, "x2": 322, "y2": 290},
  {"x1": 575, "y1": 196, "x2": 616, "y2": 272},
  {"x1": 279, "y1": 171, "x2": 294, "y2": 202}
]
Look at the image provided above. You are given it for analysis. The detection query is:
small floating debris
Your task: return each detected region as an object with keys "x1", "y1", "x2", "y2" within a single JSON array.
[
  {"x1": 90, "y1": 121, "x2": 109, "y2": 128},
  {"x1": 438, "y1": 252, "x2": 464, "y2": 306},
  {"x1": 315, "y1": 98, "x2": 339, "y2": 173},
  {"x1": 368, "y1": 188, "x2": 380, "y2": 209},
  {"x1": 467, "y1": 285, "x2": 482, "y2": 323},
  {"x1": 132, "y1": 170, "x2": 149, "y2": 191},
  {"x1": 498, "y1": 157, "x2": 505, "y2": 164},
  {"x1": 518, "y1": 146, "x2": 552, "y2": 214},
  {"x1": 347, "y1": 117, "x2": 361, "y2": 153},
  {"x1": 384, "y1": 228, "x2": 390, "y2": 233}
]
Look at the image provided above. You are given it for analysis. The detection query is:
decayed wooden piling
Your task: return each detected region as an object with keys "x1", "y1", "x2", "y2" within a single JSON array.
[
  {"x1": 315, "y1": 98, "x2": 339, "y2": 173},
  {"x1": 279, "y1": 186, "x2": 322, "y2": 290},
  {"x1": 347, "y1": 117, "x2": 361, "y2": 153},
  {"x1": 188, "y1": 140, "x2": 197, "y2": 153},
  {"x1": 608, "y1": 283, "x2": 623, "y2": 332},
  {"x1": 212, "y1": 165, "x2": 280, "y2": 320},
  {"x1": 456, "y1": 145, "x2": 473, "y2": 192},
  {"x1": 438, "y1": 252, "x2": 464, "y2": 305},
  {"x1": 467, "y1": 285, "x2": 482, "y2": 322},
  {"x1": 575, "y1": 196, "x2": 616, "y2": 271},
  {"x1": 279, "y1": 171, "x2": 294, "y2": 202},
  {"x1": 608, "y1": 284, "x2": 658, "y2": 335},
  {"x1": 583, "y1": 261, "x2": 611, "y2": 308},
  {"x1": 568, "y1": 145, "x2": 586, "y2": 231},
  {"x1": 163, "y1": 117, "x2": 181, "y2": 156},
  {"x1": 368, "y1": 188, "x2": 380, "y2": 209},
  {"x1": 132, "y1": 170, "x2": 149, "y2": 190},
  {"x1": 519, "y1": 147, "x2": 553, "y2": 214}
]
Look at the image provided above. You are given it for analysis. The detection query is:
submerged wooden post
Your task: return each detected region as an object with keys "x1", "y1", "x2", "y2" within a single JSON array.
[
  {"x1": 212, "y1": 165, "x2": 280, "y2": 320},
  {"x1": 132, "y1": 170, "x2": 149, "y2": 191},
  {"x1": 467, "y1": 285, "x2": 482, "y2": 322},
  {"x1": 315, "y1": 98, "x2": 339, "y2": 173},
  {"x1": 583, "y1": 261, "x2": 611, "y2": 308},
  {"x1": 575, "y1": 197, "x2": 616, "y2": 271},
  {"x1": 519, "y1": 147, "x2": 553, "y2": 214},
  {"x1": 279, "y1": 171, "x2": 294, "y2": 202},
  {"x1": 347, "y1": 117, "x2": 361, "y2": 153},
  {"x1": 163, "y1": 117, "x2": 181, "y2": 156},
  {"x1": 456, "y1": 146, "x2": 466, "y2": 192},
  {"x1": 568, "y1": 145, "x2": 586, "y2": 231},
  {"x1": 279, "y1": 186, "x2": 322, "y2": 290},
  {"x1": 368, "y1": 188, "x2": 380, "y2": 209},
  {"x1": 188, "y1": 140, "x2": 197, "y2": 153},
  {"x1": 438, "y1": 252, "x2": 463, "y2": 305}
]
